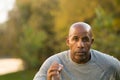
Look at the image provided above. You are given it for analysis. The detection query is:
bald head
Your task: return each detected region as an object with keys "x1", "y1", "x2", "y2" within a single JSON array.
[
  {"x1": 67, "y1": 22, "x2": 94, "y2": 64},
  {"x1": 69, "y1": 22, "x2": 93, "y2": 38}
]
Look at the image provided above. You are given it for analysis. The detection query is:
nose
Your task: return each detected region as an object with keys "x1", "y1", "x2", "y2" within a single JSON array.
[{"x1": 77, "y1": 40, "x2": 85, "y2": 48}]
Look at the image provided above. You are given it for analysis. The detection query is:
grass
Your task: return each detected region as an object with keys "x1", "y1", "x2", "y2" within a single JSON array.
[{"x1": 0, "y1": 69, "x2": 38, "y2": 80}]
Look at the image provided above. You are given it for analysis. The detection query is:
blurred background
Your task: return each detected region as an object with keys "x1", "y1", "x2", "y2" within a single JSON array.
[{"x1": 0, "y1": 0, "x2": 120, "y2": 80}]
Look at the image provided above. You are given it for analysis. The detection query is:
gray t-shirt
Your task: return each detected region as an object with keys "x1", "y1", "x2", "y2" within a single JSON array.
[{"x1": 33, "y1": 49, "x2": 120, "y2": 80}]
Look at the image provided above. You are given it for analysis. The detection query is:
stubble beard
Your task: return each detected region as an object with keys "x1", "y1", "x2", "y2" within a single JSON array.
[{"x1": 74, "y1": 52, "x2": 90, "y2": 64}]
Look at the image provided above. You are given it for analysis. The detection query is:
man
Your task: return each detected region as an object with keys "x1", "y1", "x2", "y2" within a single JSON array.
[{"x1": 33, "y1": 22, "x2": 120, "y2": 80}]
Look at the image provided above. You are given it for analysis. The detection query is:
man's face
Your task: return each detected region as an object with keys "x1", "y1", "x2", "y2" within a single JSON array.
[{"x1": 67, "y1": 26, "x2": 93, "y2": 64}]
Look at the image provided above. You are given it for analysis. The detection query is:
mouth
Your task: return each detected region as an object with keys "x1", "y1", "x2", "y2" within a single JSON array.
[{"x1": 76, "y1": 52, "x2": 86, "y2": 56}]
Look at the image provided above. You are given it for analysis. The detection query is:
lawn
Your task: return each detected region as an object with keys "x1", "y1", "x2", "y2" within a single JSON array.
[{"x1": 0, "y1": 69, "x2": 38, "y2": 80}]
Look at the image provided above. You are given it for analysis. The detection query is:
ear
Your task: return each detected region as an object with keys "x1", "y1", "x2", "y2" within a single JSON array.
[
  {"x1": 91, "y1": 38, "x2": 94, "y2": 44},
  {"x1": 66, "y1": 37, "x2": 70, "y2": 46}
]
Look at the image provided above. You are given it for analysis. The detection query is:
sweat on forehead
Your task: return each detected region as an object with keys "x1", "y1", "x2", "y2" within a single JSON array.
[{"x1": 69, "y1": 22, "x2": 92, "y2": 36}]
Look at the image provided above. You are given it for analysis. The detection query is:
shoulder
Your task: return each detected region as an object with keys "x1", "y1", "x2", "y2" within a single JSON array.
[
  {"x1": 41, "y1": 50, "x2": 69, "y2": 68},
  {"x1": 34, "y1": 50, "x2": 68, "y2": 78},
  {"x1": 91, "y1": 49, "x2": 120, "y2": 70},
  {"x1": 46, "y1": 50, "x2": 69, "y2": 63},
  {"x1": 33, "y1": 50, "x2": 68, "y2": 79}
]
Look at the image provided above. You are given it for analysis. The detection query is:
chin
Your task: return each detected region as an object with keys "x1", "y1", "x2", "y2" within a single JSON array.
[{"x1": 75, "y1": 57, "x2": 87, "y2": 63}]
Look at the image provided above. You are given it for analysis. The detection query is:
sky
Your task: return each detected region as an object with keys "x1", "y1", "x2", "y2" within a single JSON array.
[{"x1": 0, "y1": 0, "x2": 15, "y2": 24}]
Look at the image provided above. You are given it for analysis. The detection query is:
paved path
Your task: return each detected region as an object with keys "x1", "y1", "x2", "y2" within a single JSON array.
[{"x1": 0, "y1": 58, "x2": 24, "y2": 75}]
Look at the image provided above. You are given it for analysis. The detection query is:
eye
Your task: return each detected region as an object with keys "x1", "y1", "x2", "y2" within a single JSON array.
[
  {"x1": 82, "y1": 37, "x2": 89, "y2": 42},
  {"x1": 72, "y1": 36, "x2": 79, "y2": 41}
]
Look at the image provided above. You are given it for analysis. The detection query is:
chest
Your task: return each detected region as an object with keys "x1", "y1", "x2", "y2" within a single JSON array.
[{"x1": 60, "y1": 62, "x2": 115, "y2": 80}]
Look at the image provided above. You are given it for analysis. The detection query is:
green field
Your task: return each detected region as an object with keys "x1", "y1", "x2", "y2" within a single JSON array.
[{"x1": 0, "y1": 69, "x2": 38, "y2": 80}]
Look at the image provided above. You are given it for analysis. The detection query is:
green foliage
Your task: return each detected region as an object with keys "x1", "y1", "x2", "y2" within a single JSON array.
[
  {"x1": 92, "y1": 7, "x2": 120, "y2": 59},
  {"x1": 14, "y1": 0, "x2": 59, "y2": 68},
  {"x1": 54, "y1": 0, "x2": 98, "y2": 52},
  {"x1": 94, "y1": 7, "x2": 113, "y2": 28},
  {"x1": 1, "y1": 0, "x2": 119, "y2": 70},
  {"x1": 0, "y1": 69, "x2": 37, "y2": 80},
  {"x1": 18, "y1": 26, "x2": 47, "y2": 68}
]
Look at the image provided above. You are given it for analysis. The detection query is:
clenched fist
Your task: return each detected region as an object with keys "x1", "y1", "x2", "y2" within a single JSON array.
[{"x1": 47, "y1": 62, "x2": 63, "y2": 80}]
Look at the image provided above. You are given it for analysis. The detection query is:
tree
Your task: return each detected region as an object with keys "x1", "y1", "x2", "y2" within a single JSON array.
[
  {"x1": 18, "y1": 26, "x2": 47, "y2": 68},
  {"x1": 53, "y1": 0, "x2": 98, "y2": 52},
  {"x1": 4, "y1": 0, "x2": 60, "y2": 68},
  {"x1": 92, "y1": 7, "x2": 120, "y2": 59}
]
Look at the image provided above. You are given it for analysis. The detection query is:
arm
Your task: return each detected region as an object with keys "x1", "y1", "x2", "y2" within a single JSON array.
[
  {"x1": 116, "y1": 61, "x2": 120, "y2": 79},
  {"x1": 47, "y1": 62, "x2": 63, "y2": 80},
  {"x1": 33, "y1": 55, "x2": 63, "y2": 80},
  {"x1": 113, "y1": 58, "x2": 120, "y2": 80}
]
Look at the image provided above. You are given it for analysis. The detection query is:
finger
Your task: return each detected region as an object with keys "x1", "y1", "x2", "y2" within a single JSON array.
[
  {"x1": 58, "y1": 64, "x2": 63, "y2": 71},
  {"x1": 50, "y1": 62, "x2": 63, "y2": 72},
  {"x1": 48, "y1": 62, "x2": 63, "y2": 76},
  {"x1": 47, "y1": 69, "x2": 59, "y2": 79},
  {"x1": 49, "y1": 62, "x2": 60, "y2": 71},
  {"x1": 51, "y1": 61, "x2": 60, "y2": 67},
  {"x1": 48, "y1": 63, "x2": 59, "y2": 74},
  {"x1": 48, "y1": 65, "x2": 59, "y2": 72},
  {"x1": 48, "y1": 68, "x2": 59, "y2": 73},
  {"x1": 49, "y1": 70, "x2": 59, "y2": 76}
]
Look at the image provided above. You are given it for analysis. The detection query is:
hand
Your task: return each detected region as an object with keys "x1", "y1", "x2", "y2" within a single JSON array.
[{"x1": 47, "y1": 62, "x2": 63, "y2": 80}]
